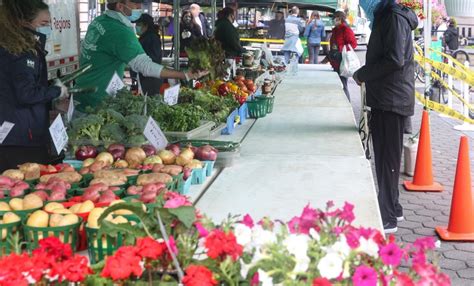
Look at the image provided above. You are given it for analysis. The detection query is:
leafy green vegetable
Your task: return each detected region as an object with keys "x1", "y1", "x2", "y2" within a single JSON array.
[
  {"x1": 99, "y1": 123, "x2": 126, "y2": 142},
  {"x1": 70, "y1": 115, "x2": 104, "y2": 141},
  {"x1": 122, "y1": 114, "x2": 148, "y2": 136},
  {"x1": 98, "y1": 109, "x2": 125, "y2": 125},
  {"x1": 186, "y1": 38, "x2": 228, "y2": 80}
]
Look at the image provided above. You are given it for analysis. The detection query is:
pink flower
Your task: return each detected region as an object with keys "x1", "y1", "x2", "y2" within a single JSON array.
[
  {"x1": 195, "y1": 222, "x2": 209, "y2": 238},
  {"x1": 379, "y1": 243, "x2": 403, "y2": 267},
  {"x1": 288, "y1": 216, "x2": 302, "y2": 234},
  {"x1": 340, "y1": 202, "x2": 355, "y2": 223},
  {"x1": 242, "y1": 214, "x2": 254, "y2": 228},
  {"x1": 168, "y1": 236, "x2": 179, "y2": 255},
  {"x1": 413, "y1": 237, "x2": 436, "y2": 251},
  {"x1": 344, "y1": 229, "x2": 360, "y2": 249},
  {"x1": 352, "y1": 266, "x2": 378, "y2": 286},
  {"x1": 412, "y1": 251, "x2": 427, "y2": 266},
  {"x1": 288, "y1": 204, "x2": 319, "y2": 234},
  {"x1": 394, "y1": 271, "x2": 414, "y2": 286},
  {"x1": 250, "y1": 272, "x2": 259, "y2": 286},
  {"x1": 164, "y1": 196, "x2": 191, "y2": 208},
  {"x1": 326, "y1": 200, "x2": 335, "y2": 209}
]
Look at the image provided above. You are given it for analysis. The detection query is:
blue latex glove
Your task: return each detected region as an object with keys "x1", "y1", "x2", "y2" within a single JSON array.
[{"x1": 359, "y1": 0, "x2": 382, "y2": 28}]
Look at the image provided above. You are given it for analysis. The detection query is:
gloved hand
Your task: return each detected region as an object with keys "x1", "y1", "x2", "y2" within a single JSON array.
[
  {"x1": 54, "y1": 79, "x2": 69, "y2": 99},
  {"x1": 184, "y1": 70, "x2": 210, "y2": 81}
]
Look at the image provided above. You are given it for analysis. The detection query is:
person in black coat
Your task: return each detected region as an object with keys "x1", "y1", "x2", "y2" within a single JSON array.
[
  {"x1": 443, "y1": 18, "x2": 459, "y2": 51},
  {"x1": 133, "y1": 13, "x2": 163, "y2": 96},
  {"x1": 190, "y1": 4, "x2": 210, "y2": 38},
  {"x1": 353, "y1": 0, "x2": 418, "y2": 234},
  {"x1": 268, "y1": 11, "x2": 286, "y2": 39},
  {"x1": 0, "y1": 0, "x2": 68, "y2": 173},
  {"x1": 214, "y1": 7, "x2": 245, "y2": 58},
  {"x1": 180, "y1": 10, "x2": 203, "y2": 54}
]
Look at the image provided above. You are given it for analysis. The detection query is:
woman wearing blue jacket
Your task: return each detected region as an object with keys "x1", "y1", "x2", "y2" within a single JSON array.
[
  {"x1": 0, "y1": 0, "x2": 68, "y2": 172},
  {"x1": 304, "y1": 12, "x2": 326, "y2": 64}
]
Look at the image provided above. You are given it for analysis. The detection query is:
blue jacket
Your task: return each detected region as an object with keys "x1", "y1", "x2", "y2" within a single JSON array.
[
  {"x1": 0, "y1": 30, "x2": 61, "y2": 147},
  {"x1": 304, "y1": 19, "x2": 326, "y2": 45}
]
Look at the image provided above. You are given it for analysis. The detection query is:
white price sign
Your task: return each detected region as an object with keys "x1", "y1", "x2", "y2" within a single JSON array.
[
  {"x1": 0, "y1": 121, "x2": 15, "y2": 144},
  {"x1": 49, "y1": 114, "x2": 68, "y2": 155},
  {"x1": 105, "y1": 72, "x2": 125, "y2": 96},
  {"x1": 164, "y1": 84, "x2": 180, "y2": 106},
  {"x1": 67, "y1": 95, "x2": 74, "y2": 123},
  {"x1": 143, "y1": 117, "x2": 168, "y2": 150}
]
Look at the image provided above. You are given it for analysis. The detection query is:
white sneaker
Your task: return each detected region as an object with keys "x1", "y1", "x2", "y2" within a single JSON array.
[{"x1": 383, "y1": 222, "x2": 398, "y2": 234}]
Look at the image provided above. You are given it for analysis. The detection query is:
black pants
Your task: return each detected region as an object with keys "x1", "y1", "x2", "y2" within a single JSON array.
[
  {"x1": 339, "y1": 75, "x2": 350, "y2": 102},
  {"x1": 370, "y1": 109, "x2": 405, "y2": 225},
  {"x1": 0, "y1": 145, "x2": 63, "y2": 173}
]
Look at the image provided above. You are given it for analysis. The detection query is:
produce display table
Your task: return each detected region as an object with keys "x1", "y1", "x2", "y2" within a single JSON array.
[{"x1": 194, "y1": 65, "x2": 383, "y2": 231}]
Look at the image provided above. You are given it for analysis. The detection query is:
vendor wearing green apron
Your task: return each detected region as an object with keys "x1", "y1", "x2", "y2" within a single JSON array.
[{"x1": 76, "y1": 0, "x2": 207, "y2": 111}]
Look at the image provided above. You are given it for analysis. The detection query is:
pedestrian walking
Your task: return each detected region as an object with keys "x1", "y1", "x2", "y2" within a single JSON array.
[
  {"x1": 322, "y1": 10, "x2": 357, "y2": 101},
  {"x1": 353, "y1": 0, "x2": 418, "y2": 234},
  {"x1": 281, "y1": 6, "x2": 304, "y2": 64},
  {"x1": 304, "y1": 11, "x2": 325, "y2": 64}
]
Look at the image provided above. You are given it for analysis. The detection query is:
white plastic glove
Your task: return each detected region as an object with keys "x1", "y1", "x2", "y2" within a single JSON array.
[
  {"x1": 184, "y1": 70, "x2": 210, "y2": 81},
  {"x1": 54, "y1": 79, "x2": 69, "y2": 99}
]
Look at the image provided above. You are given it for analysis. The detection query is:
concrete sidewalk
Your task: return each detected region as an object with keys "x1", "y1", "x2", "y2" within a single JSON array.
[{"x1": 348, "y1": 80, "x2": 474, "y2": 285}]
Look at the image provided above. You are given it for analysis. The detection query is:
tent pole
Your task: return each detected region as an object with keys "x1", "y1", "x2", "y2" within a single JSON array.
[
  {"x1": 212, "y1": 0, "x2": 216, "y2": 33},
  {"x1": 173, "y1": 0, "x2": 180, "y2": 70}
]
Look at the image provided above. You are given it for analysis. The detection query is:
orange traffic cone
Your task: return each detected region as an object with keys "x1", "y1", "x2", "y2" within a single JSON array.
[
  {"x1": 403, "y1": 110, "x2": 443, "y2": 192},
  {"x1": 435, "y1": 136, "x2": 474, "y2": 241}
]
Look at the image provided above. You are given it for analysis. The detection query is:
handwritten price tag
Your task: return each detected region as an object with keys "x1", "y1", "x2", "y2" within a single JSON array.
[
  {"x1": 49, "y1": 114, "x2": 68, "y2": 155},
  {"x1": 143, "y1": 117, "x2": 168, "y2": 150},
  {"x1": 67, "y1": 95, "x2": 74, "y2": 123},
  {"x1": 105, "y1": 72, "x2": 125, "y2": 96},
  {"x1": 0, "y1": 121, "x2": 15, "y2": 144},
  {"x1": 164, "y1": 84, "x2": 180, "y2": 106}
]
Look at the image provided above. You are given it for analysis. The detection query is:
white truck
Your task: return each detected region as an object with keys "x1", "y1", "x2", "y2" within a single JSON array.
[{"x1": 44, "y1": 0, "x2": 81, "y2": 80}]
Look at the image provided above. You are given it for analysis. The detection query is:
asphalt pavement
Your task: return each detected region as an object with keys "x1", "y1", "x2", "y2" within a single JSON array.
[{"x1": 337, "y1": 47, "x2": 474, "y2": 285}]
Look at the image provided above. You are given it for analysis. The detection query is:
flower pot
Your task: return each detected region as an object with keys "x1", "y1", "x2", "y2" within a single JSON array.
[
  {"x1": 404, "y1": 138, "x2": 418, "y2": 177},
  {"x1": 444, "y1": 0, "x2": 474, "y2": 17}
]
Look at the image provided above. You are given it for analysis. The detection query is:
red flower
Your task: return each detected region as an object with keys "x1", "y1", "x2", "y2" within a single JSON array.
[
  {"x1": 313, "y1": 277, "x2": 333, "y2": 286},
  {"x1": 0, "y1": 254, "x2": 30, "y2": 286},
  {"x1": 136, "y1": 237, "x2": 167, "y2": 260},
  {"x1": 50, "y1": 255, "x2": 92, "y2": 282},
  {"x1": 101, "y1": 246, "x2": 143, "y2": 281},
  {"x1": 32, "y1": 237, "x2": 73, "y2": 262},
  {"x1": 182, "y1": 265, "x2": 217, "y2": 286},
  {"x1": 204, "y1": 229, "x2": 243, "y2": 261}
]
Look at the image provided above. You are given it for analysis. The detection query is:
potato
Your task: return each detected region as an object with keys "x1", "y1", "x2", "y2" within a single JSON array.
[
  {"x1": 95, "y1": 152, "x2": 114, "y2": 166},
  {"x1": 110, "y1": 200, "x2": 132, "y2": 215},
  {"x1": 39, "y1": 172, "x2": 82, "y2": 184},
  {"x1": 9, "y1": 198, "x2": 23, "y2": 211},
  {"x1": 83, "y1": 158, "x2": 95, "y2": 168},
  {"x1": 23, "y1": 194, "x2": 43, "y2": 210},
  {"x1": 27, "y1": 210, "x2": 49, "y2": 227},
  {"x1": 114, "y1": 160, "x2": 129, "y2": 168},
  {"x1": 58, "y1": 214, "x2": 79, "y2": 227},
  {"x1": 3, "y1": 212, "x2": 20, "y2": 224},
  {"x1": 78, "y1": 200, "x2": 94, "y2": 213},
  {"x1": 51, "y1": 208, "x2": 72, "y2": 214},
  {"x1": 90, "y1": 176, "x2": 127, "y2": 187},
  {"x1": 68, "y1": 203, "x2": 82, "y2": 214},
  {"x1": 44, "y1": 202, "x2": 64, "y2": 212},
  {"x1": 160, "y1": 165, "x2": 184, "y2": 176},
  {"x1": 0, "y1": 202, "x2": 11, "y2": 211},
  {"x1": 87, "y1": 208, "x2": 105, "y2": 228},
  {"x1": 111, "y1": 216, "x2": 128, "y2": 224},
  {"x1": 2, "y1": 169, "x2": 24, "y2": 180},
  {"x1": 18, "y1": 163, "x2": 41, "y2": 180},
  {"x1": 137, "y1": 173, "x2": 173, "y2": 186},
  {"x1": 49, "y1": 214, "x2": 64, "y2": 227}
]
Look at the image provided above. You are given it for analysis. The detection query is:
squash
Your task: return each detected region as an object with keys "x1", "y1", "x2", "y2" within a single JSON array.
[
  {"x1": 27, "y1": 210, "x2": 49, "y2": 227},
  {"x1": 44, "y1": 202, "x2": 64, "y2": 212},
  {"x1": 3, "y1": 212, "x2": 20, "y2": 224},
  {"x1": 57, "y1": 214, "x2": 79, "y2": 227},
  {"x1": 23, "y1": 194, "x2": 43, "y2": 210},
  {"x1": 9, "y1": 198, "x2": 23, "y2": 211},
  {"x1": 78, "y1": 200, "x2": 94, "y2": 213},
  {"x1": 0, "y1": 202, "x2": 11, "y2": 211},
  {"x1": 49, "y1": 214, "x2": 64, "y2": 227}
]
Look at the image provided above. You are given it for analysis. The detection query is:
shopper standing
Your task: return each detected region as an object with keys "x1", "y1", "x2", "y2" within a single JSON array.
[
  {"x1": 0, "y1": 0, "x2": 69, "y2": 172},
  {"x1": 190, "y1": 3, "x2": 210, "y2": 38},
  {"x1": 443, "y1": 18, "x2": 459, "y2": 52},
  {"x1": 324, "y1": 10, "x2": 357, "y2": 101},
  {"x1": 281, "y1": 6, "x2": 304, "y2": 64},
  {"x1": 268, "y1": 11, "x2": 285, "y2": 39},
  {"x1": 353, "y1": 0, "x2": 418, "y2": 234},
  {"x1": 180, "y1": 10, "x2": 203, "y2": 54},
  {"x1": 304, "y1": 11, "x2": 325, "y2": 64},
  {"x1": 214, "y1": 7, "x2": 245, "y2": 58}
]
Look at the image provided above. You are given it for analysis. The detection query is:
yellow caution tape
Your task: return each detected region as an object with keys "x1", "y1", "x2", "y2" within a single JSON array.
[
  {"x1": 429, "y1": 48, "x2": 472, "y2": 74},
  {"x1": 415, "y1": 91, "x2": 474, "y2": 124},
  {"x1": 415, "y1": 54, "x2": 474, "y2": 86},
  {"x1": 429, "y1": 71, "x2": 474, "y2": 112},
  {"x1": 162, "y1": 35, "x2": 330, "y2": 46}
]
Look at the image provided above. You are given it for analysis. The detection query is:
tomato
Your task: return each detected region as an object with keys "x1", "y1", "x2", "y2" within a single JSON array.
[
  {"x1": 234, "y1": 75, "x2": 245, "y2": 82},
  {"x1": 218, "y1": 83, "x2": 230, "y2": 96},
  {"x1": 244, "y1": 79, "x2": 254, "y2": 86},
  {"x1": 160, "y1": 83, "x2": 170, "y2": 95}
]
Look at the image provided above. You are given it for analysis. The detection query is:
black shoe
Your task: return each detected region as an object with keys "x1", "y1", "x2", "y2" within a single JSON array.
[{"x1": 383, "y1": 222, "x2": 398, "y2": 234}]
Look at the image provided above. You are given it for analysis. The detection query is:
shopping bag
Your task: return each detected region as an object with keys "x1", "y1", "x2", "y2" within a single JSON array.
[
  {"x1": 358, "y1": 83, "x2": 371, "y2": 159},
  {"x1": 340, "y1": 45, "x2": 361, "y2": 78},
  {"x1": 295, "y1": 38, "x2": 304, "y2": 56}
]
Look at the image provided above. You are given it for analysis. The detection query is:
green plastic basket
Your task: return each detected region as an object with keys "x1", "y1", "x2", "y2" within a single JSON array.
[
  {"x1": 0, "y1": 207, "x2": 43, "y2": 220},
  {"x1": 0, "y1": 218, "x2": 22, "y2": 256},
  {"x1": 23, "y1": 217, "x2": 82, "y2": 252},
  {"x1": 86, "y1": 216, "x2": 139, "y2": 264},
  {"x1": 247, "y1": 99, "x2": 267, "y2": 119},
  {"x1": 256, "y1": 96, "x2": 275, "y2": 114}
]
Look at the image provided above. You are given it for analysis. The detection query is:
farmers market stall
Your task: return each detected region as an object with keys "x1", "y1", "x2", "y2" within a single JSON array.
[{"x1": 194, "y1": 65, "x2": 383, "y2": 231}]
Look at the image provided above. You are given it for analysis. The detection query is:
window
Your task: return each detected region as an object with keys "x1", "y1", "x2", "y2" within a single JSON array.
[
  {"x1": 462, "y1": 27, "x2": 466, "y2": 37},
  {"x1": 469, "y1": 27, "x2": 472, "y2": 37}
]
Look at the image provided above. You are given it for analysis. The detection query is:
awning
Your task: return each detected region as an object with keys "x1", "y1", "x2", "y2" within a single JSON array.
[{"x1": 153, "y1": 0, "x2": 338, "y2": 11}]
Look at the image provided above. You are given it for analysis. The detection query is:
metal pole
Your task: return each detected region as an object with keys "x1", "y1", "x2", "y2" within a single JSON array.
[
  {"x1": 423, "y1": 0, "x2": 432, "y2": 98},
  {"x1": 447, "y1": 58, "x2": 453, "y2": 109},
  {"x1": 211, "y1": 0, "x2": 217, "y2": 33},
  {"x1": 173, "y1": 0, "x2": 180, "y2": 70}
]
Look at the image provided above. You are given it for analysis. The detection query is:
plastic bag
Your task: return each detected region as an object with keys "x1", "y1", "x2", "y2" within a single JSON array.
[
  {"x1": 340, "y1": 45, "x2": 360, "y2": 78},
  {"x1": 295, "y1": 38, "x2": 304, "y2": 56}
]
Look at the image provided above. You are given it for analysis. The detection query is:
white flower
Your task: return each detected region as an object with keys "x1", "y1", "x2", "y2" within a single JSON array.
[
  {"x1": 435, "y1": 240, "x2": 441, "y2": 248},
  {"x1": 240, "y1": 247, "x2": 267, "y2": 278},
  {"x1": 258, "y1": 269, "x2": 274, "y2": 286},
  {"x1": 251, "y1": 225, "x2": 277, "y2": 248},
  {"x1": 192, "y1": 238, "x2": 208, "y2": 260},
  {"x1": 234, "y1": 223, "x2": 253, "y2": 249},
  {"x1": 325, "y1": 236, "x2": 351, "y2": 259},
  {"x1": 283, "y1": 234, "x2": 309, "y2": 260},
  {"x1": 293, "y1": 254, "x2": 310, "y2": 273},
  {"x1": 317, "y1": 253, "x2": 344, "y2": 279},
  {"x1": 309, "y1": 228, "x2": 321, "y2": 241},
  {"x1": 240, "y1": 259, "x2": 252, "y2": 278},
  {"x1": 357, "y1": 237, "x2": 379, "y2": 258}
]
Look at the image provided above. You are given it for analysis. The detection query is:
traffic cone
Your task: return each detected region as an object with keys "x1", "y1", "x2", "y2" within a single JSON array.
[
  {"x1": 435, "y1": 136, "x2": 474, "y2": 241},
  {"x1": 403, "y1": 110, "x2": 443, "y2": 192}
]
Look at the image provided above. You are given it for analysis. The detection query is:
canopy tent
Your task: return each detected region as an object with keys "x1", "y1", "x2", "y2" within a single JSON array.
[{"x1": 153, "y1": 0, "x2": 338, "y2": 11}]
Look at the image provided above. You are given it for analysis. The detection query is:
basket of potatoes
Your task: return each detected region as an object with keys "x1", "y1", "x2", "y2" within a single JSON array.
[
  {"x1": 0, "y1": 194, "x2": 44, "y2": 218},
  {"x1": 85, "y1": 201, "x2": 143, "y2": 264},
  {"x1": 23, "y1": 210, "x2": 82, "y2": 252},
  {"x1": 0, "y1": 212, "x2": 22, "y2": 256}
]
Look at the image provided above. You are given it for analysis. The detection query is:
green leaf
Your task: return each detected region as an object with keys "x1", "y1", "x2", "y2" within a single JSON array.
[
  {"x1": 98, "y1": 202, "x2": 158, "y2": 236},
  {"x1": 84, "y1": 274, "x2": 113, "y2": 286},
  {"x1": 97, "y1": 220, "x2": 146, "y2": 242},
  {"x1": 167, "y1": 206, "x2": 196, "y2": 229}
]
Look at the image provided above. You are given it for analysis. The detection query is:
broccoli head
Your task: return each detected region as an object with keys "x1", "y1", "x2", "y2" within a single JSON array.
[
  {"x1": 128, "y1": 135, "x2": 147, "y2": 146},
  {"x1": 98, "y1": 109, "x2": 125, "y2": 125},
  {"x1": 122, "y1": 114, "x2": 148, "y2": 136},
  {"x1": 100, "y1": 123, "x2": 126, "y2": 142},
  {"x1": 71, "y1": 115, "x2": 104, "y2": 141}
]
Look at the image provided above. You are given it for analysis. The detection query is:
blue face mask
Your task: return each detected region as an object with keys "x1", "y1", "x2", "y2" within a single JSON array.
[
  {"x1": 127, "y1": 8, "x2": 142, "y2": 22},
  {"x1": 359, "y1": 0, "x2": 381, "y2": 28},
  {"x1": 36, "y1": 26, "x2": 52, "y2": 36}
]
